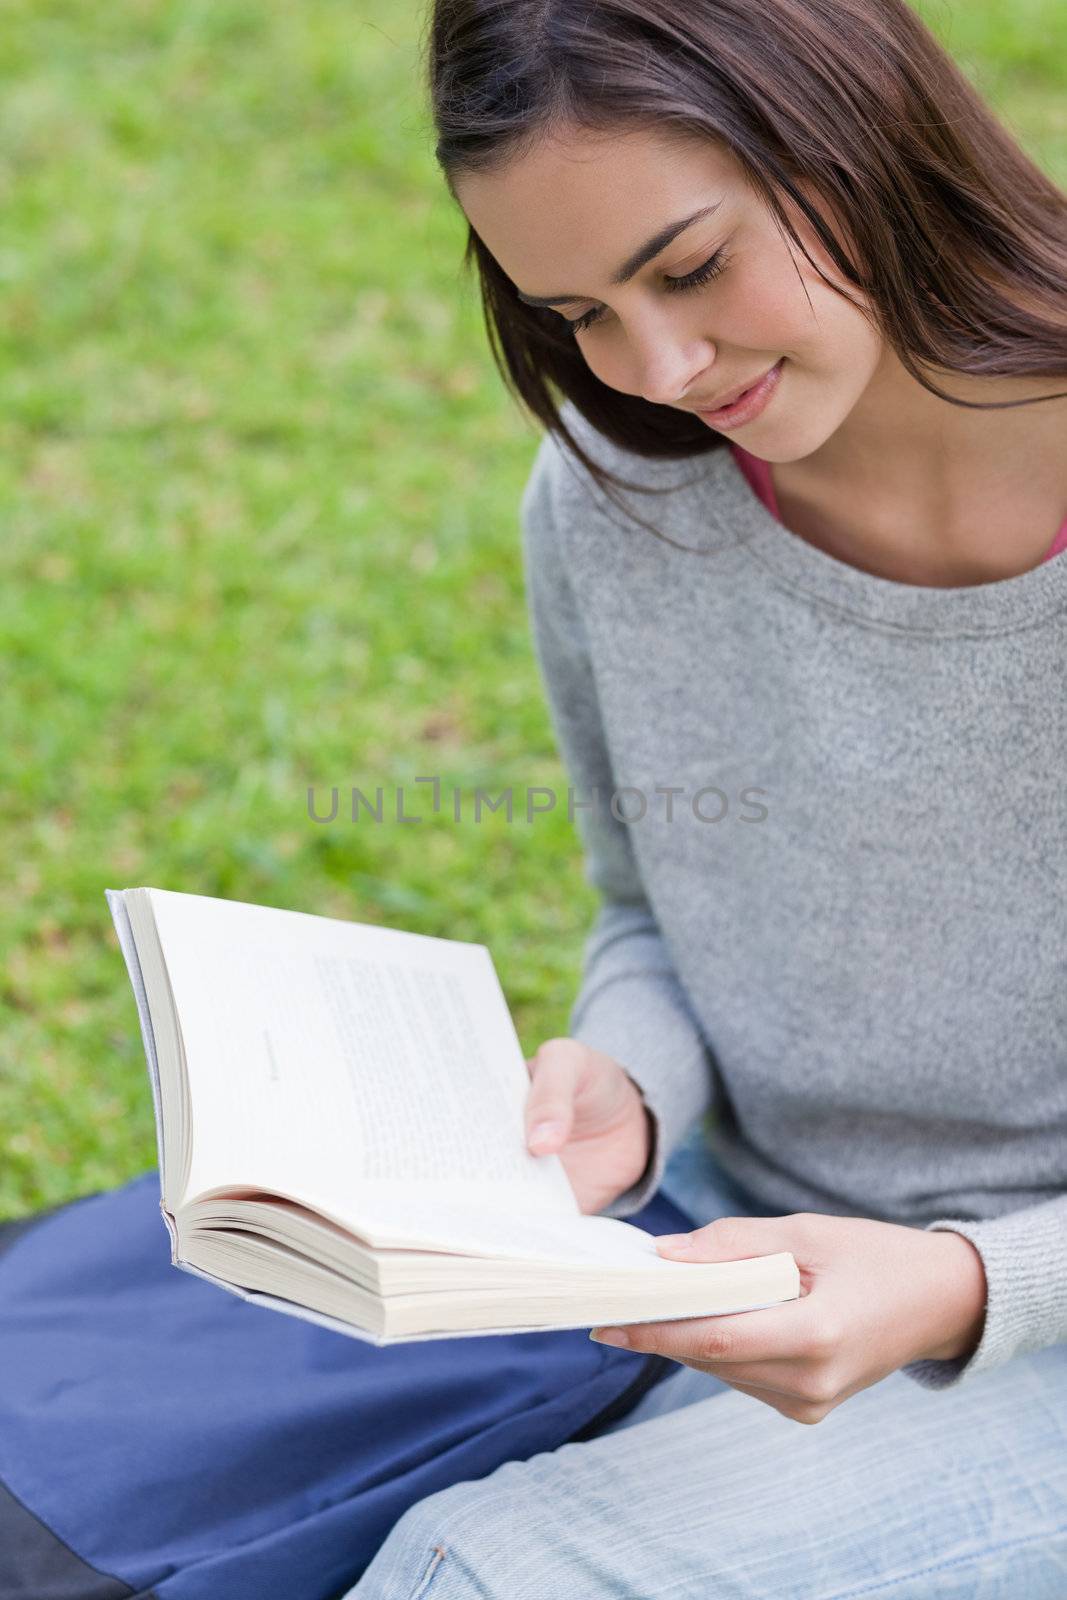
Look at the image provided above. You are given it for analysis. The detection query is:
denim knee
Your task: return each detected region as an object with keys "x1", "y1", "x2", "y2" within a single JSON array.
[{"x1": 346, "y1": 1477, "x2": 510, "y2": 1600}]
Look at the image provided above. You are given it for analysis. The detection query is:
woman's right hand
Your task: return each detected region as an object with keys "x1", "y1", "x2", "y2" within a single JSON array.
[{"x1": 523, "y1": 1037, "x2": 654, "y2": 1215}]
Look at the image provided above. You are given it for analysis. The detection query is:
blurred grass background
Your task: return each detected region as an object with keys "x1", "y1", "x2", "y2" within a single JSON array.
[{"x1": 1, "y1": 0, "x2": 1065, "y2": 1218}]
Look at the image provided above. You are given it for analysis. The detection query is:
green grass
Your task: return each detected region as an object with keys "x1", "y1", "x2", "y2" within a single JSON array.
[{"x1": 2, "y1": 0, "x2": 1065, "y2": 1218}]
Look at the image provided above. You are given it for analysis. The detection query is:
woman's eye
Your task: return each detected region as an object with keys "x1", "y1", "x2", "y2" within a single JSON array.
[{"x1": 563, "y1": 247, "x2": 729, "y2": 334}]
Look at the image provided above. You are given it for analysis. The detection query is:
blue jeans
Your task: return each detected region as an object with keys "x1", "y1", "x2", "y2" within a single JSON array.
[{"x1": 343, "y1": 1124, "x2": 1067, "y2": 1598}]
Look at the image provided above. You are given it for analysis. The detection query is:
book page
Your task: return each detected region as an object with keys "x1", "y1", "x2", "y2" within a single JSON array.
[{"x1": 144, "y1": 888, "x2": 580, "y2": 1237}]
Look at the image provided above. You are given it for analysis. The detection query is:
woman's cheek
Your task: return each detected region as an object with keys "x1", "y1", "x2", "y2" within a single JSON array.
[{"x1": 723, "y1": 261, "x2": 803, "y2": 351}]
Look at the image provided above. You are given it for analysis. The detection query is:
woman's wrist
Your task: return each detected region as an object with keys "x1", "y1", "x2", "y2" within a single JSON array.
[
  {"x1": 608, "y1": 1075, "x2": 657, "y2": 1202},
  {"x1": 914, "y1": 1229, "x2": 988, "y2": 1363},
  {"x1": 627, "y1": 1077, "x2": 657, "y2": 1187}
]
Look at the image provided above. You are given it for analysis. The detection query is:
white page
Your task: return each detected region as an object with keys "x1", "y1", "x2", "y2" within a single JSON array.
[{"x1": 144, "y1": 888, "x2": 581, "y2": 1240}]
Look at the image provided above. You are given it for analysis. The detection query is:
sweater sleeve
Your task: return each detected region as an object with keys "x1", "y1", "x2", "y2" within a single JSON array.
[
  {"x1": 520, "y1": 430, "x2": 718, "y2": 1220},
  {"x1": 901, "y1": 1194, "x2": 1067, "y2": 1389}
]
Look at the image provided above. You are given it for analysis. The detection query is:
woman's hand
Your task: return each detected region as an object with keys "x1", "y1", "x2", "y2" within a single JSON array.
[
  {"x1": 523, "y1": 1037, "x2": 654, "y2": 1215},
  {"x1": 590, "y1": 1212, "x2": 988, "y2": 1424}
]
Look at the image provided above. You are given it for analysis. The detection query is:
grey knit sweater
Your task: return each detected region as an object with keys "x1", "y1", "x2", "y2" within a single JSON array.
[{"x1": 520, "y1": 400, "x2": 1067, "y2": 1391}]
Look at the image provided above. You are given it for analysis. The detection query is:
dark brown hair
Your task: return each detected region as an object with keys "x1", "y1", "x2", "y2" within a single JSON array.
[{"x1": 426, "y1": 0, "x2": 1067, "y2": 527}]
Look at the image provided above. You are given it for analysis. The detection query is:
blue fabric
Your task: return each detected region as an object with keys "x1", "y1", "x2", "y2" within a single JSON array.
[{"x1": 0, "y1": 1170, "x2": 693, "y2": 1600}]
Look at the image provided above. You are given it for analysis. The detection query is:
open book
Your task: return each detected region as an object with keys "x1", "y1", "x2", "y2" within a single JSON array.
[{"x1": 106, "y1": 886, "x2": 800, "y2": 1344}]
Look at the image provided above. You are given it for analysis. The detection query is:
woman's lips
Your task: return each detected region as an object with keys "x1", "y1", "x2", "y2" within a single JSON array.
[{"x1": 694, "y1": 359, "x2": 785, "y2": 428}]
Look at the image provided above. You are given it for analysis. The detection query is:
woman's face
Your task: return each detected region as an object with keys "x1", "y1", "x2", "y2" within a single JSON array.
[{"x1": 453, "y1": 122, "x2": 887, "y2": 463}]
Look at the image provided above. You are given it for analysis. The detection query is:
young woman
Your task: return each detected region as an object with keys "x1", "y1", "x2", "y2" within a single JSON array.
[{"x1": 347, "y1": 1, "x2": 1067, "y2": 1593}]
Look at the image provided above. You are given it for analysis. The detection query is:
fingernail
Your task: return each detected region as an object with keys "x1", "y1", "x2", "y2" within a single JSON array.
[
  {"x1": 656, "y1": 1233, "x2": 695, "y2": 1252},
  {"x1": 589, "y1": 1328, "x2": 628, "y2": 1347},
  {"x1": 528, "y1": 1121, "x2": 563, "y2": 1150}
]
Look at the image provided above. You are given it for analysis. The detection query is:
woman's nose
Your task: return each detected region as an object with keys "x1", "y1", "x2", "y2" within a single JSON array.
[{"x1": 637, "y1": 340, "x2": 716, "y2": 409}]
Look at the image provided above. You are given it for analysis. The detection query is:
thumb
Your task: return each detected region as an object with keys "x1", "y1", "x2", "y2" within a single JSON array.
[
  {"x1": 655, "y1": 1214, "x2": 799, "y2": 1262},
  {"x1": 524, "y1": 1040, "x2": 581, "y2": 1153}
]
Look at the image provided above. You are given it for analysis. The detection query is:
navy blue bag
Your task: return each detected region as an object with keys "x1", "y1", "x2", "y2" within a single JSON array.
[{"x1": 0, "y1": 1169, "x2": 692, "y2": 1600}]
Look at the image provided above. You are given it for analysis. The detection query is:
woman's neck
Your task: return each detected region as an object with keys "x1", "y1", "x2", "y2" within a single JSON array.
[{"x1": 769, "y1": 357, "x2": 1067, "y2": 587}]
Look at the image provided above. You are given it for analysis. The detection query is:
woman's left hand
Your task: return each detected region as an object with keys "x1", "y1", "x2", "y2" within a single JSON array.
[{"x1": 590, "y1": 1212, "x2": 988, "y2": 1424}]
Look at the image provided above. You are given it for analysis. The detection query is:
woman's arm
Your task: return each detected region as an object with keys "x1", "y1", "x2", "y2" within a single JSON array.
[
  {"x1": 587, "y1": 1188, "x2": 1065, "y2": 1421},
  {"x1": 568, "y1": 900, "x2": 712, "y2": 1217},
  {"x1": 902, "y1": 1192, "x2": 1067, "y2": 1389},
  {"x1": 521, "y1": 430, "x2": 720, "y2": 1217}
]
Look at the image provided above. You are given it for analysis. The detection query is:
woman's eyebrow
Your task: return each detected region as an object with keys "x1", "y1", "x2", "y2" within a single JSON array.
[{"x1": 515, "y1": 201, "x2": 723, "y2": 307}]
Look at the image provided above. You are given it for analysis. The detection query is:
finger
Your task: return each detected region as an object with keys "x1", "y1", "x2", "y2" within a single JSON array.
[
  {"x1": 717, "y1": 1376, "x2": 780, "y2": 1402},
  {"x1": 675, "y1": 1358, "x2": 860, "y2": 1424},
  {"x1": 720, "y1": 1377, "x2": 830, "y2": 1423},
  {"x1": 658, "y1": 1364, "x2": 812, "y2": 1416},
  {"x1": 670, "y1": 1358, "x2": 805, "y2": 1402},
  {"x1": 655, "y1": 1213, "x2": 806, "y2": 1263},
  {"x1": 524, "y1": 1039, "x2": 583, "y2": 1152},
  {"x1": 592, "y1": 1294, "x2": 828, "y2": 1367},
  {"x1": 683, "y1": 1355, "x2": 842, "y2": 1404}
]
